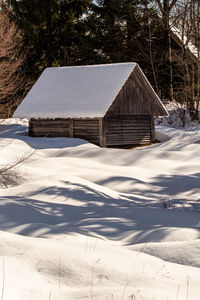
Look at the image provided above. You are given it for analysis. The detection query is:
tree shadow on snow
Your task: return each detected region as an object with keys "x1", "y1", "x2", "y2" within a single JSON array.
[
  {"x1": 0, "y1": 123, "x2": 27, "y2": 135},
  {"x1": 0, "y1": 180, "x2": 200, "y2": 246},
  {"x1": 97, "y1": 173, "x2": 200, "y2": 205},
  {"x1": 150, "y1": 172, "x2": 200, "y2": 197}
]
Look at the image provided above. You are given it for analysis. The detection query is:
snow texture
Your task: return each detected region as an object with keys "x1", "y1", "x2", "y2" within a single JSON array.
[
  {"x1": 0, "y1": 118, "x2": 200, "y2": 299},
  {"x1": 14, "y1": 62, "x2": 167, "y2": 119},
  {"x1": 156, "y1": 101, "x2": 200, "y2": 129},
  {"x1": 14, "y1": 63, "x2": 137, "y2": 118}
]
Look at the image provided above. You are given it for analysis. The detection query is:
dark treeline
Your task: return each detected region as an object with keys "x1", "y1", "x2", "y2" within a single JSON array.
[
  {"x1": 3, "y1": 0, "x2": 171, "y2": 97},
  {"x1": 3, "y1": 0, "x2": 200, "y2": 121}
]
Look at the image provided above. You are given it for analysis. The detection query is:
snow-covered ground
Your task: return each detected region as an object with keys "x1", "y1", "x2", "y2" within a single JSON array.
[
  {"x1": 0, "y1": 118, "x2": 200, "y2": 300},
  {"x1": 156, "y1": 101, "x2": 200, "y2": 129}
]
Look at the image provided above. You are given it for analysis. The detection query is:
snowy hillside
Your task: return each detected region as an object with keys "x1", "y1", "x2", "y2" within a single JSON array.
[{"x1": 0, "y1": 118, "x2": 200, "y2": 300}]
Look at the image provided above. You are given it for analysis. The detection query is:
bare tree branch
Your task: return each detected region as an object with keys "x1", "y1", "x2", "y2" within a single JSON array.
[
  {"x1": 0, "y1": 1, "x2": 26, "y2": 117},
  {"x1": 169, "y1": 0, "x2": 178, "y2": 11}
]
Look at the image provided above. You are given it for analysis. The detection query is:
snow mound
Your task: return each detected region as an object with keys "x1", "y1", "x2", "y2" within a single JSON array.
[
  {"x1": 0, "y1": 118, "x2": 200, "y2": 299},
  {"x1": 156, "y1": 101, "x2": 200, "y2": 129}
]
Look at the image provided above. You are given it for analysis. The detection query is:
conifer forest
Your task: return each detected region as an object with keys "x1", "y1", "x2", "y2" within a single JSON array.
[{"x1": 1, "y1": 0, "x2": 200, "y2": 119}]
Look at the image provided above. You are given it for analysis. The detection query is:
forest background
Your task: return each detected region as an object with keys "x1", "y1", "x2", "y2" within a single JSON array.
[{"x1": 0, "y1": 0, "x2": 200, "y2": 119}]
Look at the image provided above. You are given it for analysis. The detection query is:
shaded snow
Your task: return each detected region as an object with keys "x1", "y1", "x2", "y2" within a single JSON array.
[
  {"x1": 0, "y1": 118, "x2": 200, "y2": 299},
  {"x1": 156, "y1": 101, "x2": 200, "y2": 129}
]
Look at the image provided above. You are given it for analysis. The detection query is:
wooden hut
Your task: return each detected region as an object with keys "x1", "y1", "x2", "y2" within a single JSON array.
[{"x1": 14, "y1": 63, "x2": 168, "y2": 148}]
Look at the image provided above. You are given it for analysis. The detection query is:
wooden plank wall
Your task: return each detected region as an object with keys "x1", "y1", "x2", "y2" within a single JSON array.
[
  {"x1": 29, "y1": 116, "x2": 153, "y2": 147},
  {"x1": 29, "y1": 118, "x2": 70, "y2": 137},
  {"x1": 73, "y1": 119, "x2": 99, "y2": 145},
  {"x1": 105, "y1": 115, "x2": 152, "y2": 147},
  {"x1": 106, "y1": 66, "x2": 167, "y2": 118},
  {"x1": 106, "y1": 76, "x2": 151, "y2": 117},
  {"x1": 29, "y1": 118, "x2": 100, "y2": 145}
]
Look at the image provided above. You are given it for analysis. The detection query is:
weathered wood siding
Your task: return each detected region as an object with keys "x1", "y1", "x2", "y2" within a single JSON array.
[
  {"x1": 104, "y1": 66, "x2": 155, "y2": 147},
  {"x1": 29, "y1": 118, "x2": 71, "y2": 137},
  {"x1": 106, "y1": 73, "x2": 151, "y2": 117},
  {"x1": 29, "y1": 116, "x2": 153, "y2": 147},
  {"x1": 29, "y1": 118, "x2": 100, "y2": 145},
  {"x1": 106, "y1": 65, "x2": 166, "y2": 118},
  {"x1": 104, "y1": 115, "x2": 152, "y2": 147},
  {"x1": 73, "y1": 119, "x2": 99, "y2": 145}
]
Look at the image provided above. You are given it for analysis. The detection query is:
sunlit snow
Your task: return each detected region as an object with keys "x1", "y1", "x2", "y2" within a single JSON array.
[{"x1": 0, "y1": 118, "x2": 200, "y2": 300}]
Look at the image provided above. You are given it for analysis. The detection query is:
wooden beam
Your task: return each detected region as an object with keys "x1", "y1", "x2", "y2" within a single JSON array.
[
  {"x1": 150, "y1": 116, "x2": 155, "y2": 142},
  {"x1": 69, "y1": 119, "x2": 74, "y2": 137},
  {"x1": 99, "y1": 118, "x2": 106, "y2": 147}
]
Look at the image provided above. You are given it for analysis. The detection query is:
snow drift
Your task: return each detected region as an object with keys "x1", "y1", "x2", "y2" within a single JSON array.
[{"x1": 0, "y1": 118, "x2": 200, "y2": 299}]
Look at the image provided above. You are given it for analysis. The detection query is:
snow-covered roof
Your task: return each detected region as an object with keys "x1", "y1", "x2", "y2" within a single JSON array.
[
  {"x1": 14, "y1": 62, "x2": 166, "y2": 118},
  {"x1": 14, "y1": 63, "x2": 137, "y2": 118}
]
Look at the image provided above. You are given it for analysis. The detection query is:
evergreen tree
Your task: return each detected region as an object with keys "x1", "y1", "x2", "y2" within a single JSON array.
[
  {"x1": 6, "y1": 0, "x2": 91, "y2": 81},
  {"x1": 87, "y1": 1, "x2": 160, "y2": 63},
  {"x1": 87, "y1": 1, "x2": 160, "y2": 77},
  {"x1": 5, "y1": 0, "x2": 177, "y2": 101}
]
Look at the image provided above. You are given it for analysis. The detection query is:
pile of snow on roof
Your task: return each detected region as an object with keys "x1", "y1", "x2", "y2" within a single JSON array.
[{"x1": 14, "y1": 63, "x2": 137, "y2": 118}]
